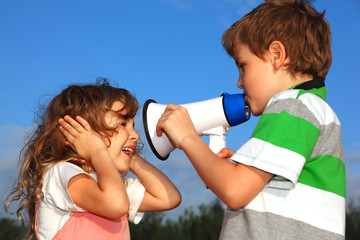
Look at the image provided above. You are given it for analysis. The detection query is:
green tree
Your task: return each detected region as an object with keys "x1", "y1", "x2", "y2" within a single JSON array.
[
  {"x1": 175, "y1": 199, "x2": 224, "y2": 240},
  {"x1": 129, "y1": 211, "x2": 167, "y2": 240},
  {"x1": 346, "y1": 198, "x2": 360, "y2": 239},
  {"x1": 130, "y1": 198, "x2": 224, "y2": 240},
  {"x1": 0, "y1": 217, "x2": 27, "y2": 240},
  {"x1": 5, "y1": 197, "x2": 359, "y2": 239}
]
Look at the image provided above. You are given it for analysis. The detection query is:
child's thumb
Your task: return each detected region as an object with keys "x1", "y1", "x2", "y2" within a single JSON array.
[{"x1": 216, "y1": 150, "x2": 225, "y2": 158}]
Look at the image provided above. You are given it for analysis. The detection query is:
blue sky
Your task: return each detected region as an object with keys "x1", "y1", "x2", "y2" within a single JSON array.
[{"x1": 1, "y1": 0, "x2": 359, "y2": 220}]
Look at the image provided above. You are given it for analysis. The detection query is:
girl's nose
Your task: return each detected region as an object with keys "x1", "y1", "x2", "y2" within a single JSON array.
[{"x1": 130, "y1": 129, "x2": 140, "y2": 142}]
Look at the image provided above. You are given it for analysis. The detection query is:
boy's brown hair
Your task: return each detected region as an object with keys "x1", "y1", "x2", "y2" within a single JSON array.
[{"x1": 222, "y1": 0, "x2": 332, "y2": 79}]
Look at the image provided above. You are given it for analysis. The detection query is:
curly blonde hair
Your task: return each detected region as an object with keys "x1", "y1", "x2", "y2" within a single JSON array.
[{"x1": 4, "y1": 78, "x2": 140, "y2": 240}]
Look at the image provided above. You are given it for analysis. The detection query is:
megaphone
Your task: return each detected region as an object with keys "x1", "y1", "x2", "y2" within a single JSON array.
[{"x1": 142, "y1": 93, "x2": 250, "y2": 160}]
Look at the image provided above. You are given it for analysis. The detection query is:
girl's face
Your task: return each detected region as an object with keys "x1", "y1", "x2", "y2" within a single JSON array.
[{"x1": 104, "y1": 101, "x2": 139, "y2": 173}]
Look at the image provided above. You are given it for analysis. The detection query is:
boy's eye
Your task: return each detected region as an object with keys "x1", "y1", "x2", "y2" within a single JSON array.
[
  {"x1": 237, "y1": 64, "x2": 245, "y2": 75},
  {"x1": 235, "y1": 59, "x2": 244, "y2": 70}
]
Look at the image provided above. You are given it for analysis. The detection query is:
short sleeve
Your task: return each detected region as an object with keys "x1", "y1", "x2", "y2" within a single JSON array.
[
  {"x1": 126, "y1": 178, "x2": 145, "y2": 224},
  {"x1": 42, "y1": 162, "x2": 96, "y2": 212},
  {"x1": 231, "y1": 91, "x2": 320, "y2": 189}
]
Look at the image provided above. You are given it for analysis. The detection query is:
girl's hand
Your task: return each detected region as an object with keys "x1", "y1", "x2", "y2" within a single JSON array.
[
  {"x1": 59, "y1": 115, "x2": 107, "y2": 162},
  {"x1": 155, "y1": 104, "x2": 199, "y2": 150},
  {"x1": 129, "y1": 153, "x2": 145, "y2": 171}
]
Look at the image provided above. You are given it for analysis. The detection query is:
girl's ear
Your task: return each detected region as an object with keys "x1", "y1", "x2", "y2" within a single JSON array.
[
  {"x1": 103, "y1": 136, "x2": 111, "y2": 148},
  {"x1": 268, "y1": 41, "x2": 288, "y2": 70}
]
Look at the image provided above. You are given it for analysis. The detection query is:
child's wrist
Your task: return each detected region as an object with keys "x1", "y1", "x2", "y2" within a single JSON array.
[
  {"x1": 129, "y1": 154, "x2": 147, "y2": 171},
  {"x1": 180, "y1": 134, "x2": 201, "y2": 150}
]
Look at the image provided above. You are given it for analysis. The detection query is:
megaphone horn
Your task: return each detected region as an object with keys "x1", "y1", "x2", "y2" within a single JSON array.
[{"x1": 142, "y1": 93, "x2": 250, "y2": 160}]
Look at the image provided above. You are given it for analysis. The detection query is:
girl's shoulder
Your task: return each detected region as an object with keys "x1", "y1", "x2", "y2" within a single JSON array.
[
  {"x1": 46, "y1": 161, "x2": 97, "y2": 180},
  {"x1": 43, "y1": 162, "x2": 97, "y2": 192},
  {"x1": 41, "y1": 162, "x2": 96, "y2": 211},
  {"x1": 50, "y1": 161, "x2": 85, "y2": 171}
]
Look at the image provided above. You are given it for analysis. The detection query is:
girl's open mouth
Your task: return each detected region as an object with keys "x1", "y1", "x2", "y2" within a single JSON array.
[{"x1": 122, "y1": 147, "x2": 135, "y2": 158}]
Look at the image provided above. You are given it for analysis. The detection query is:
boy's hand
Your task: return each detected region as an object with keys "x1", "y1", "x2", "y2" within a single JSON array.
[
  {"x1": 59, "y1": 115, "x2": 107, "y2": 162},
  {"x1": 156, "y1": 104, "x2": 199, "y2": 150},
  {"x1": 216, "y1": 148, "x2": 235, "y2": 161}
]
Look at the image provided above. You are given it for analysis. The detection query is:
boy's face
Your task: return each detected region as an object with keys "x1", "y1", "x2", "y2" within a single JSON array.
[{"x1": 232, "y1": 43, "x2": 288, "y2": 116}]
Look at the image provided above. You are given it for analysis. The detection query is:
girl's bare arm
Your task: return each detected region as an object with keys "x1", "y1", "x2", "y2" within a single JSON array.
[
  {"x1": 130, "y1": 154, "x2": 181, "y2": 212},
  {"x1": 59, "y1": 116, "x2": 129, "y2": 218}
]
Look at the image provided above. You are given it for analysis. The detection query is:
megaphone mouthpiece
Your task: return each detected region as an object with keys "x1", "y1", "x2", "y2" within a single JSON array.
[{"x1": 222, "y1": 93, "x2": 250, "y2": 126}]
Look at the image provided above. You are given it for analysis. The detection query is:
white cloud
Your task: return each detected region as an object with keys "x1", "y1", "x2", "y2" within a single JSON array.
[
  {"x1": 345, "y1": 151, "x2": 360, "y2": 203},
  {"x1": 347, "y1": 173, "x2": 360, "y2": 200},
  {"x1": 346, "y1": 151, "x2": 360, "y2": 162},
  {"x1": 0, "y1": 125, "x2": 33, "y2": 174},
  {"x1": 0, "y1": 125, "x2": 34, "y2": 216}
]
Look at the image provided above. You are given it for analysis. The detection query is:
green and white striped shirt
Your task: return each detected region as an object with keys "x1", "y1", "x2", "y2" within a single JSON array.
[{"x1": 220, "y1": 86, "x2": 345, "y2": 240}]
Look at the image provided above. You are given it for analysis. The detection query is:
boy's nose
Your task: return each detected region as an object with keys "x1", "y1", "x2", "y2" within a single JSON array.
[{"x1": 237, "y1": 77, "x2": 244, "y2": 89}]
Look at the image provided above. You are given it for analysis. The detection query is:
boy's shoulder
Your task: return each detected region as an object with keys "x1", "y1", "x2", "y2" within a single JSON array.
[{"x1": 265, "y1": 88, "x2": 339, "y2": 126}]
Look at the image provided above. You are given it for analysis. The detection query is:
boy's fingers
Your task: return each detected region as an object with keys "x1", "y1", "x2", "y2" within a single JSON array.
[
  {"x1": 216, "y1": 148, "x2": 235, "y2": 159},
  {"x1": 156, "y1": 125, "x2": 164, "y2": 137},
  {"x1": 156, "y1": 111, "x2": 171, "y2": 137},
  {"x1": 155, "y1": 117, "x2": 164, "y2": 137},
  {"x1": 216, "y1": 151, "x2": 225, "y2": 158},
  {"x1": 164, "y1": 103, "x2": 181, "y2": 113}
]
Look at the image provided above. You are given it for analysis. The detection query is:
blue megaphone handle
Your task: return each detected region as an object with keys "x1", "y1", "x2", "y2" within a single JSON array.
[{"x1": 222, "y1": 93, "x2": 251, "y2": 126}]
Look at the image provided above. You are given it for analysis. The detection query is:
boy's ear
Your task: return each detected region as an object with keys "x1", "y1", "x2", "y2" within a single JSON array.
[{"x1": 268, "y1": 41, "x2": 288, "y2": 70}]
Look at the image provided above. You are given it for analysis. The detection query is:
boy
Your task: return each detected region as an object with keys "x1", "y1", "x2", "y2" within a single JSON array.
[{"x1": 156, "y1": 0, "x2": 345, "y2": 239}]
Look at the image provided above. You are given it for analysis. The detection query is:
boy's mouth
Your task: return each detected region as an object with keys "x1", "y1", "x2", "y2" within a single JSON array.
[
  {"x1": 243, "y1": 94, "x2": 251, "y2": 117},
  {"x1": 243, "y1": 94, "x2": 249, "y2": 105}
]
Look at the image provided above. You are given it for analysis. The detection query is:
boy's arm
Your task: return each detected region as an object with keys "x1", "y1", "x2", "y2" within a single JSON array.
[
  {"x1": 182, "y1": 137, "x2": 273, "y2": 209},
  {"x1": 130, "y1": 154, "x2": 181, "y2": 212},
  {"x1": 156, "y1": 104, "x2": 273, "y2": 209},
  {"x1": 59, "y1": 116, "x2": 129, "y2": 218}
]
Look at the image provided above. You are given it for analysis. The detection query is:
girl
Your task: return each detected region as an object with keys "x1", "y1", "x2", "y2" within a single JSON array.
[{"x1": 5, "y1": 79, "x2": 181, "y2": 240}]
